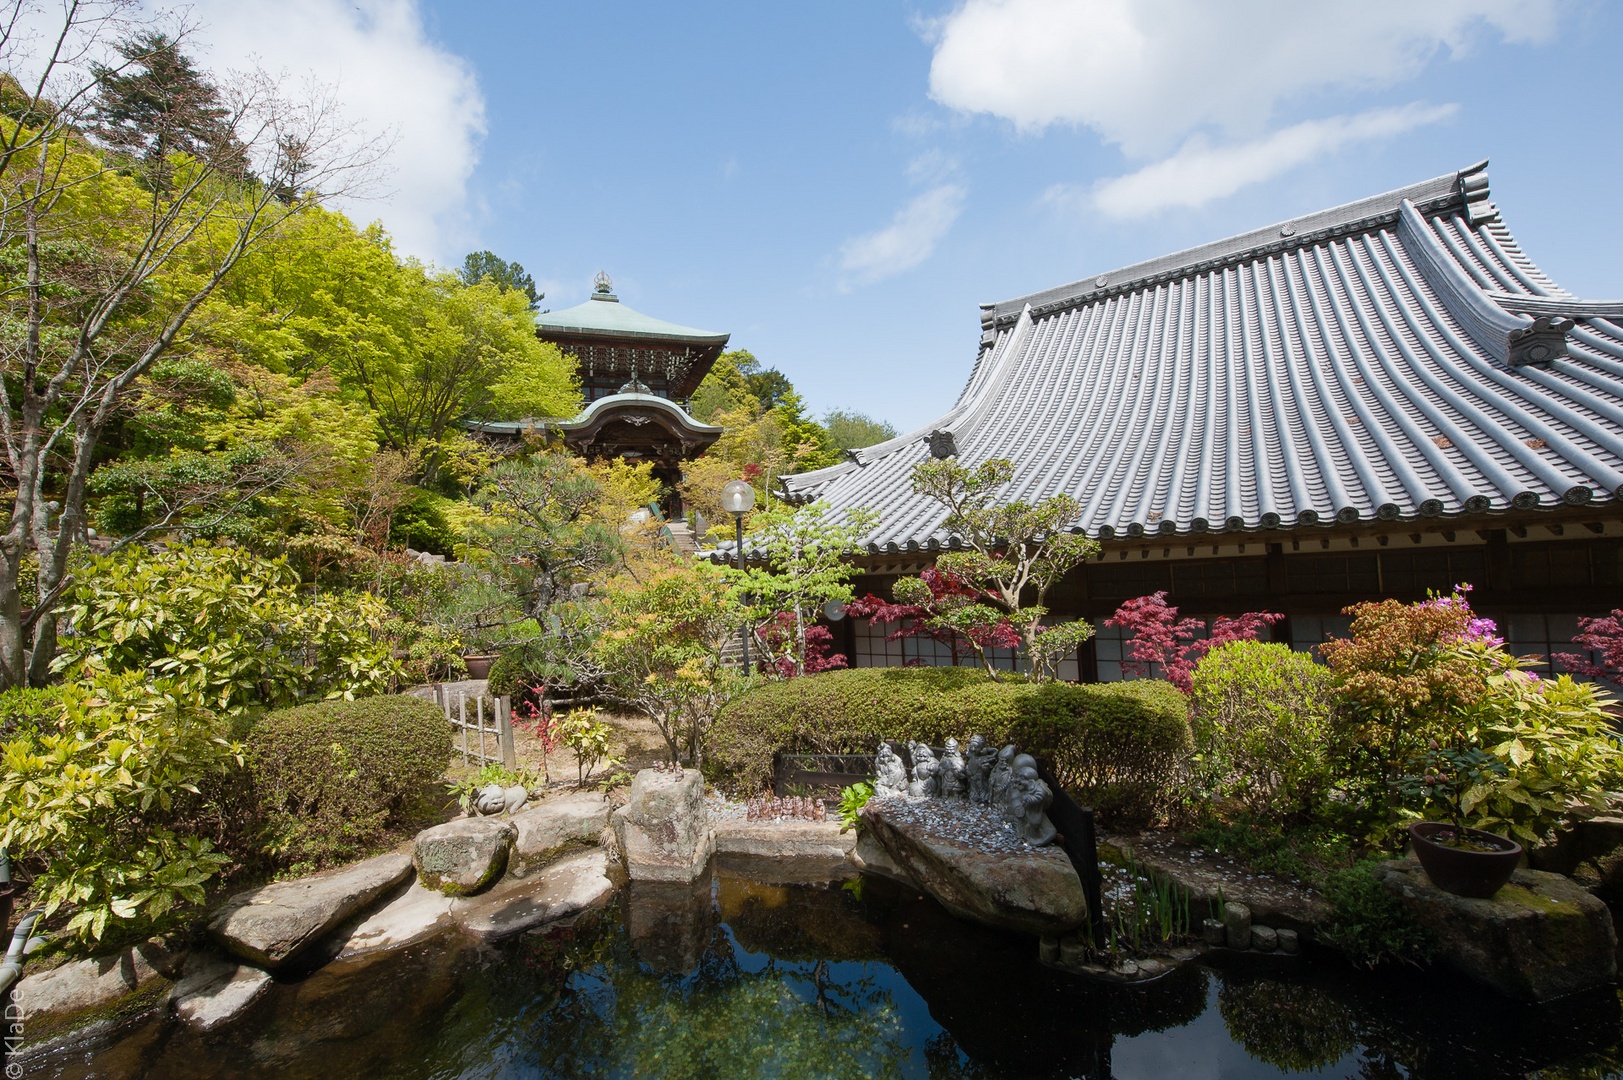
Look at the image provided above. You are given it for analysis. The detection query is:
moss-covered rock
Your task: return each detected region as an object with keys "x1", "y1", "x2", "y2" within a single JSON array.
[
  {"x1": 413, "y1": 817, "x2": 515, "y2": 896},
  {"x1": 1374, "y1": 861, "x2": 1616, "y2": 1001}
]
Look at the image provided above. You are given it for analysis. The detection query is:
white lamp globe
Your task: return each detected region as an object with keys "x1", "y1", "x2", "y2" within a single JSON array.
[{"x1": 720, "y1": 479, "x2": 757, "y2": 515}]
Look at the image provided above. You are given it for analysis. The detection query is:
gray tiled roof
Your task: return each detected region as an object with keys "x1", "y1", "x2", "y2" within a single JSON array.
[{"x1": 779, "y1": 161, "x2": 1623, "y2": 554}]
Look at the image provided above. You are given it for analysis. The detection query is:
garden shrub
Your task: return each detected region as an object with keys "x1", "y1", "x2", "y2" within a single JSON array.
[
  {"x1": 56, "y1": 542, "x2": 401, "y2": 712},
  {"x1": 248, "y1": 695, "x2": 451, "y2": 868},
  {"x1": 1188, "y1": 641, "x2": 1336, "y2": 822},
  {"x1": 390, "y1": 489, "x2": 457, "y2": 556},
  {"x1": 709, "y1": 666, "x2": 1190, "y2": 821},
  {"x1": 0, "y1": 670, "x2": 240, "y2": 943},
  {"x1": 0, "y1": 684, "x2": 60, "y2": 739},
  {"x1": 1444, "y1": 672, "x2": 1623, "y2": 847},
  {"x1": 1320, "y1": 860, "x2": 1438, "y2": 969}
]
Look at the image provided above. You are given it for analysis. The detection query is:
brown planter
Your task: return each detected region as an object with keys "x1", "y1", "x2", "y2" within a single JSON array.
[
  {"x1": 462, "y1": 655, "x2": 497, "y2": 681},
  {"x1": 1409, "y1": 822, "x2": 1522, "y2": 898}
]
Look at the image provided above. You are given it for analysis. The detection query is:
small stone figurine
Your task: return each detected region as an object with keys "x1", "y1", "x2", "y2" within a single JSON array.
[
  {"x1": 908, "y1": 741, "x2": 940, "y2": 797},
  {"x1": 963, "y1": 735, "x2": 996, "y2": 804},
  {"x1": 987, "y1": 744, "x2": 1018, "y2": 809},
  {"x1": 1004, "y1": 755, "x2": 1056, "y2": 846},
  {"x1": 874, "y1": 742, "x2": 908, "y2": 795},
  {"x1": 937, "y1": 738, "x2": 967, "y2": 799}
]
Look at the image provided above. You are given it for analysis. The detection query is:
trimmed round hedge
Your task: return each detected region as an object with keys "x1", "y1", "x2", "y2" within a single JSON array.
[
  {"x1": 709, "y1": 666, "x2": 1190, "y2": 823},
  {"x1": 248, "y1": 695, "x2": 452, "y2": 867}
]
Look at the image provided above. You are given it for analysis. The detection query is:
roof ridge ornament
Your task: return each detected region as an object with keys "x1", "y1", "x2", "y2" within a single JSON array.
[
  {"x1": 592, "y1": 270, "x2": 617, "y2": 302},
  {"x1": 928, "y1": 429, "x2": 958, "y2": 459},
  {"x1": 1457, "y1": 159, "x2": 1497, "y2": 225}
]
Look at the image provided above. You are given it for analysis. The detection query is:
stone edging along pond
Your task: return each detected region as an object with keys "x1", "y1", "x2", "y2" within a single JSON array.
[{"x1": 13, "y1": 773, "x2": 1623, "y2": 1067}]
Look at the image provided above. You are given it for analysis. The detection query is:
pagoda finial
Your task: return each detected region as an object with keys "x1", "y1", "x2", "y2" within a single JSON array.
[{"x1": 593, "y1": 270, "x2": 613, "y2": 294}]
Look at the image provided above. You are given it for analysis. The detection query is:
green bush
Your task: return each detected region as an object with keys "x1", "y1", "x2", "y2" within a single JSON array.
[
  {"x1": 1188, "y1": 641, "x2": 1337, "y2": 822},
  {"x1": 0, "y1": 684, "x2": 60, "y2": 739},
  {"x1": 0, "y1": 671, "x2": 240, "y2": 943},
  {"x1": 56, "y1": 542, "x2": 401, "y2": 712},
  {"x1": 390, "y1": 489, "x2": 457, "y2": 556},
  {"x1": 1319, "y1": 860, "x2": 1438, "y2": 969},
  {"x1": 709, "y1": 666, "x2": 1190, "y2": 821},
  {"x1": 248, "y1": 695, "x2": 451, "y2": 868}
]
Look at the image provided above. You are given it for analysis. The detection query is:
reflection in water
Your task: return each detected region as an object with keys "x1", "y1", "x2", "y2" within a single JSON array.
[{"x1": 24, "y1": 866, "x2": 1623, "y2": 1080}]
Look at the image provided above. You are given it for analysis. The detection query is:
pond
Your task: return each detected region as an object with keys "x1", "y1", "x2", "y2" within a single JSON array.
[{"x1": 26, "y1": 867, "x2": 1623, "y2": 1079}]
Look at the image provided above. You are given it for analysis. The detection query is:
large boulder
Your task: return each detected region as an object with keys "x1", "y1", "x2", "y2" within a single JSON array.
[
  {"x1": 862, "y1": 795, "x2": 1087, "y2": 936},
  {"x1": 1375, "y1": 861, "x2": 1617, "y2": 1002},
  {"x1": 509, "y1": 791, "x2": 614, "y2": 876},
  {"x1": 168, "y1": 952, "x2": 273, "y2": 1032},
  {"x1": 610, "y1": 767, "x2": 714, "y2": 883},
  {"x1": 210, "y1": 851, "x2": 414, "y2": 969},
  {"x1": 414, "y1": 817, "x2": 517, "y2": 896}
]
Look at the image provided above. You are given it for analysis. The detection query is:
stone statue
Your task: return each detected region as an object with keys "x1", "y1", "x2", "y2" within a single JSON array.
[
  {"x1": 874, "y1": 742, "x2": 908, "y2": 795},
  {"x1": 987, "y1": 744, "x2": 1018, "y2": 809},
  {"x1": 474, "y1": 783, "x2": 506, "y2": 815},
  {"x1": 908, "y1": 742, "x2": 940, "y2": 797},
  {"x1": 963, "y1": 735, "x2": 996, "y2": 804},
  {"x1": 937, "y1": 738, "x2": 966, "y2": 799},
  {"x1": 1005, "y1": 756, "x2": 1057, "y2": 846}
]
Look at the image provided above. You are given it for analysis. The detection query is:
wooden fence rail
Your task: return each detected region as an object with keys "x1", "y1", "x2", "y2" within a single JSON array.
[{"x1": 433, "y1": 684, "x2": 515, "y2": 770}]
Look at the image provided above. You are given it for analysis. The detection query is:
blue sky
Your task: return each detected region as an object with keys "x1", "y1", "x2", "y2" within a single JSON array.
[{"x1": 189, "y1": 1, "x2": 1623, "y2": 434}]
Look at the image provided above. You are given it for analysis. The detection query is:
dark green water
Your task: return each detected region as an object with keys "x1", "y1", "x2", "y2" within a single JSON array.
[{"x1": 27, "y1": 869, "x2": 1623, "y2": 1079}]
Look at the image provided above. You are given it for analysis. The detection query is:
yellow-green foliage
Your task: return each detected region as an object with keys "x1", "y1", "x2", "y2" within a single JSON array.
[
  {"x1": 709, "y1": 666, "x2": 1190, "y2": 820},
  {"x1": 55, "y1": 543, "x2": 401, "y2": 712},
  {"x1": 249, "y1": 695, "x2": 452, "y2": 868},
  {"x1": 1456, "y1": 673, "x2": 1623, "y2": 846},
  {"x1": 0, "y1": 672, "x2": 241, "y2": 943},
  {"x1": 1188, "y1": 641, "x2": 1337, "y2": 822}
]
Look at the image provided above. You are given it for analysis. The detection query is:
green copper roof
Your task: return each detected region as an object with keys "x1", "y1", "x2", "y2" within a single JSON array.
[{"x1": 536, "y1": 292, "x2": 728, "y2": 343}]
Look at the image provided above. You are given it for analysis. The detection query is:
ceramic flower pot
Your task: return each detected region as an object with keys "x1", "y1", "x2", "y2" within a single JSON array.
[
  {"x1": 462, "y1": 655, "x2": 497, "y2": 681},
  {"x1": 1408, "y1": 821, "x2": 1521, "y2": 898}
]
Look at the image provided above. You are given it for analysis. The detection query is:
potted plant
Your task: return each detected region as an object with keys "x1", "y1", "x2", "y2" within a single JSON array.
[{"x1": 1395, "y1": 741, "x2": 1520, "y2": 898}]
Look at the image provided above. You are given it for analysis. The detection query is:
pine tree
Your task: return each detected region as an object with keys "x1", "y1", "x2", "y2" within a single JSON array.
[
  {"x1": 459, "y1": 251, "x2": 542, "y2": 309},
  {"x1": 88, "y1": 32, "x2": 248, "y2": 183}
]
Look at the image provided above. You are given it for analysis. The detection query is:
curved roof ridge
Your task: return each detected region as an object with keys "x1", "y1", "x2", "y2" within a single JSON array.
[
  {"x1": 985, "y1": 160, "x2": 1488, "y2": 331},
  {"x1": 537, "y1": 297, "x2": 729, "y2": 343}
]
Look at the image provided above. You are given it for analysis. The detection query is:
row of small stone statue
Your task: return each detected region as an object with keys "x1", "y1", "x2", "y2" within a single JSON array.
[{"x1": 874, "y1": 736, "x2": 1057, "y2": 846}]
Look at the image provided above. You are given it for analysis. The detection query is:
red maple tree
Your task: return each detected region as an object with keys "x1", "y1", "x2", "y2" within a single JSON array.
[
  {"x1": 845, "y1": 566, "x2": 1020, "y2": 668},
  {"x1": 1104, "y1": 591, "x2": 1283, "y2": 693}
]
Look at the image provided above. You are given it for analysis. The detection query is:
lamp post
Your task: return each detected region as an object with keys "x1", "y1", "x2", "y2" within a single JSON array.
[{"x1": 720, "y1": 479, "x2": 756, "y2": 672}]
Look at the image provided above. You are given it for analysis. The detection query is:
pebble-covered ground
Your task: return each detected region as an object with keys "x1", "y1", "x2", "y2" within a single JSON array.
[{"x1": 865, "y1": 794, "x2": 1058, "y2": 856}]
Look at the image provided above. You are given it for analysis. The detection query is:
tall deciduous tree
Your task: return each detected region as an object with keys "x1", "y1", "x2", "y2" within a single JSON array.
[{"x1": 0, "y1": 7, "x2": 381, "y2": 686}]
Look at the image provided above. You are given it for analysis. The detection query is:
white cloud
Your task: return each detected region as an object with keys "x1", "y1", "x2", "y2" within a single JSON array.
[
  {"x1": 186, "y1": 0, "x2": 485, "y2": 262},
  {"x1": 838, "y1": 184, "x2": 967, "y2": 289},
  {"x1": 905, "y1": 149, "x2": 960, "y2": 185},
  {"x1": 1072, "y1": 102, "x2": 1458, "y2": 218},
  {"x1": 926, "y1": 0, "x2": 1557, "y2": 157}
]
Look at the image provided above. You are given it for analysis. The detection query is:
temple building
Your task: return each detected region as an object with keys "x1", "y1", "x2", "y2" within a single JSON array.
[
  {"x1": 775, "y1": 160, "x2": 1623, "y2": 681},
  {"x1": 472, "y1": 273, "x2": 728, "y2": 514}
]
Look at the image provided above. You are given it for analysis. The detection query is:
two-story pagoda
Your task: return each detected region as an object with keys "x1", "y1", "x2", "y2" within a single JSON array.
[{"x1": 474, "y1": 273, "x2": 729, "y2": 513}]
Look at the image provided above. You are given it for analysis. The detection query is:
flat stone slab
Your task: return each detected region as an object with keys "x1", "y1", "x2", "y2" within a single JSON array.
[
  {"x1": 713, "y1": 819, "x2": 856, "y2": 860},
  {"x1": 415, "y1": 817, "x2": 516, "y2": 896},
  {"x1": 168, "y1": 953, "x2": 273, "y2": 1032},
  {"x1": 11, "y1": 941, "x2": 180, "y2": 1040},
  {"x1": 336, "y1": 880, "x2": 457, "y2": 959},
  {"x1": 510, "y1": 791, "x2": 614, "y2": 876},
  {"x1": 450, "y1": 848, "x2": 616, "y2": 940},
  {"x1": 1108, "y1": 831, "x2": 1331, "y2": 934},
  {"x1": 209, "y1": 851, "x2": 414, "y2": 969},
  {"x1": 863, "y1": 795, "x2": 1086, "y2": 936},
  {"x1": 611, "y1": 767, "x2": 713, "y2": 883},
  {"x1": 1376, "y1": 861, "x2": 1617, "y2": 1002}
]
